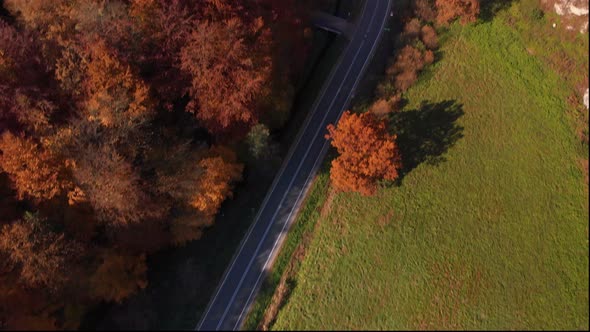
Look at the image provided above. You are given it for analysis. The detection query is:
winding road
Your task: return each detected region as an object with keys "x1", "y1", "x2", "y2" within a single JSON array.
[{"x1": 196, "y1": 1, "x2": 392, "y2": 330}]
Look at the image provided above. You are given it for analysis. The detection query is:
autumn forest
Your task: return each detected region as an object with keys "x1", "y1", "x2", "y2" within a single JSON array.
[{"x1": 0, "y1": 0, "x2": 312, "y2": 329}]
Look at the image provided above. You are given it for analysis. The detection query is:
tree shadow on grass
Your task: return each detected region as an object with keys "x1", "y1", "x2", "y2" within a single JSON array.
[
  {"x1": 389, "y1": 100, "x2": 464, "y2": 181},
  {"x1": 479, "y1": 0, "x2": 518, "y2": 22}
]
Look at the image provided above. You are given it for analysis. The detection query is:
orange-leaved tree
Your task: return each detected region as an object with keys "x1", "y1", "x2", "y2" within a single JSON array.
[
  {"x1": 71, "y1": 143, "x2": 163, "y2": 226},
  {"x1": 82, "y1": 39, "x2": 153, "y2": 130},
  {"x1": 325, "y1": 111, "x2": 402, "y2": 196},
  {"x1": 180, "y1": 17, "x2": 271, "y2": 137},
  {"x1": 89, "y1": 249, "x2": 148, "y2": 303},
  {"x1": 190, "y1": 146, "x2": 243, "y2": 220},
  {"x1": 0, "y1": 132, "x2": 70, "y2": 201},
  {"x1": 0, "y1": 213, "x2": 81, "y2": 292}
]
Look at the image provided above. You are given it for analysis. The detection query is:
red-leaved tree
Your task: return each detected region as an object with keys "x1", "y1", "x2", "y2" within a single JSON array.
[
  {"x1": 180, "y1": 17, "x2": 271, "y2": 137},
  {"x1": 326, "y1": 111, "x2": 402, "y2": 196}
]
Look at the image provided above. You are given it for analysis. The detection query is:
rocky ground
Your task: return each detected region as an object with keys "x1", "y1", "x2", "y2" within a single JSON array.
[
  {"x1": 541, "y1": 0, "x2": 589, "y2": 111},
  {"x1": 542, "y1": 0, "x2": 589, "y2": 33}
]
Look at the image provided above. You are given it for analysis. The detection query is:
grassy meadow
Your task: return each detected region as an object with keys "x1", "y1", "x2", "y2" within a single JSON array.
[{"x1": 266, "y1": 2, "x2": 589, "y2": 330}]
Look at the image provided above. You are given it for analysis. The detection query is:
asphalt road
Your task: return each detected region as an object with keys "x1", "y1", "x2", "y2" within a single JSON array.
[{"x1": 196, "y1": 1, "x2": 392, "y2": 330}]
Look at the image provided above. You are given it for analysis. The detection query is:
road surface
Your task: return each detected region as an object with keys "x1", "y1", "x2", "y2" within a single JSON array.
[{"x1": 196, "y1": 0, "x2": 392, "y2": 330}]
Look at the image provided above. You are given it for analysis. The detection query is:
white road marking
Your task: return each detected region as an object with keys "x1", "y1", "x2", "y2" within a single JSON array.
[
  {"x1": 216, "y1": 35, "x2": 366, "y2": 332},
  {"x1": 232, "y1": 2, "x2": 391, "y2": 329},
  {"x1": 232, "y1": 139, "x2": 331, "y2": 330},
  {"x1": 197, "y1": 1, "x2": 392, "y2": 329},
  {"x1": 194, "y1": 5, "x2": 357, "y2": 328}
]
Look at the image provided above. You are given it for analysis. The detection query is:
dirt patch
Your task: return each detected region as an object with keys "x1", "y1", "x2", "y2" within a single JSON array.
[
  {"x1": 320, "y1": 187, "x2": 337, "y2": 219},
  {"x1": 549, "y1": 50, "x2": 580, "y2": 78},
  {"x1": 258, "y1": 258, "x2": 296, "y2": 331}
]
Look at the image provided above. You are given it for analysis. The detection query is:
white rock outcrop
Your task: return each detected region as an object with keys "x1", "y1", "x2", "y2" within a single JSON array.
[
  {"x1": 546, "y1": 0, "x2": 589, "y2": 33},
  {"x1": 554, "y1": 0, "x2": 589, "y2": 16}
]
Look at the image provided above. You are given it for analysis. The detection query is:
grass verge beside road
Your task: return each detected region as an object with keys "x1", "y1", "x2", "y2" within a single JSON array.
[{"x1": 242, "y1": 173, "x2": 330, "y2": 330}]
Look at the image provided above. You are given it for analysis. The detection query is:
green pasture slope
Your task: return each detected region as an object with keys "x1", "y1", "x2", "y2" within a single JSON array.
[{"x1": 270, "y1": 4, "x2": 589, "y2": 330}]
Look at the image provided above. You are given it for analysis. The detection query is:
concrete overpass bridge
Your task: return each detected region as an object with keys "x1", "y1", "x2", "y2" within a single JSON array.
[{"x1": 310, "y1": 10, "x2": 355, "y2": 38}]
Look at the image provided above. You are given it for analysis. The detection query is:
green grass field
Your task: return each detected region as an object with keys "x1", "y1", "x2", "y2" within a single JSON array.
[{"x1": 269, "y1": 6, "x2": 589, "y2": 330}]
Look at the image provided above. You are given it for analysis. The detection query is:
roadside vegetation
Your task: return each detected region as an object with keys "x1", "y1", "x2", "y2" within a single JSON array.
[{"x1": 262, "y1": 0, "x2": 588, "y2": 329}]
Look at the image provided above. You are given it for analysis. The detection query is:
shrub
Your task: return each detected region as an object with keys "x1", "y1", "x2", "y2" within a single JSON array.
[
  {"x1": 414, "y1": 0, "x2": 437, "y2": 23},
  {"x1": 424, "y1": 49, "x2": 435, "y2": 64},
  {"x1": 531, "y1": 7, "x2": 544, "y2": 21},
  {"x1": 387, "y1": 45, "x2": 428, "y2": 92},
  {"x1": 369, "y1": 99, "x2": 393, "y2": 118},
  {"x1": 421, "y1": 25, "x2": 439, "y2": 50},
  {"x1": 403, "y1": 18, "x2": 422, "y2": 41}
]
